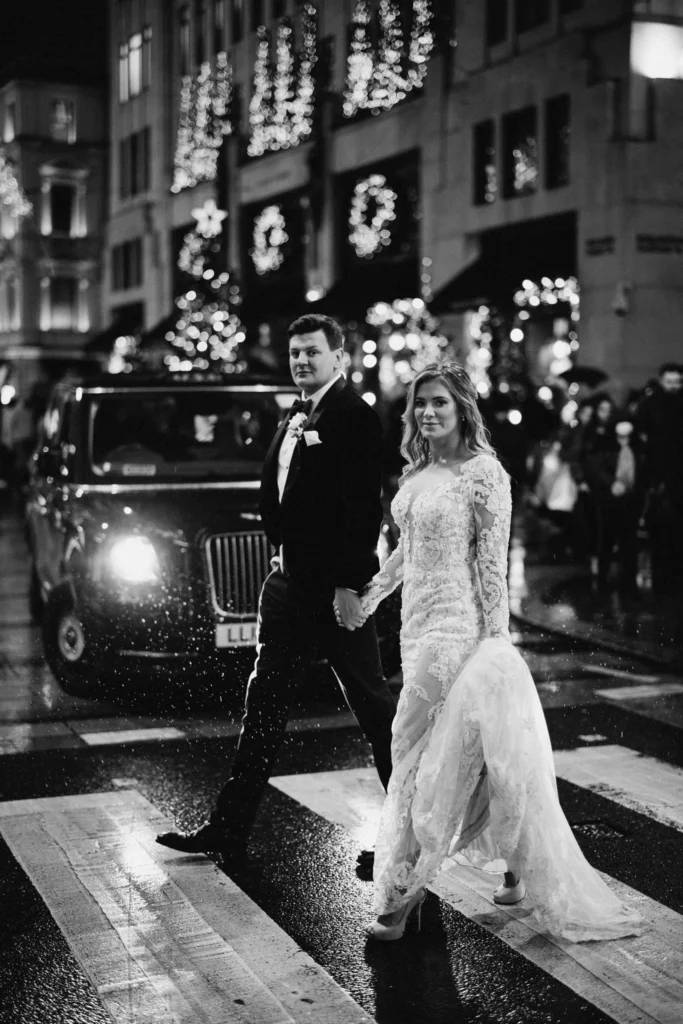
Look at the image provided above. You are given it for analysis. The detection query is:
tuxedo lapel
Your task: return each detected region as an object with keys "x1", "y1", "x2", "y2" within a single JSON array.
[
  {"x1": 261, "y1": 409, "x2": 292, "y2": 512},
  {"x1": 307, "y1": 376, "x2": 346, "y2": 428}
]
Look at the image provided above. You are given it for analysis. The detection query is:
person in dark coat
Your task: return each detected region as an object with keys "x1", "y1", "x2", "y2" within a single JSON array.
[
  {"x1": 634, "y1": 363, "x2": 683, "y2": 593},
  {"x1": 582, "y1": 407, "x2": 641, "y2": 592},
  {"x1": 157, "y1": 314, "x2": 396, "y2": 857}
]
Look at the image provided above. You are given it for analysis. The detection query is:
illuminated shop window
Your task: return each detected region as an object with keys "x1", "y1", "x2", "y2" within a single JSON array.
[{"x1": 502, "y1": 105, "x2": 538, "y2": 198}]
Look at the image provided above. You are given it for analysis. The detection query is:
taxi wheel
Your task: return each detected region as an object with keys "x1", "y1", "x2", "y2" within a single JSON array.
[{"x1": 42, "y1": 586, "x2": 97, "y2": 698}]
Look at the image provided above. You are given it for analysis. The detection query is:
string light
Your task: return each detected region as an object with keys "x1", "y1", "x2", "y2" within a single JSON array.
[
  {"x1": 0, "y1": 148, "x2": 32, "y2": 220},
  {"x1": 248, "y1": 6, "x2": 319, "y2": 158},
  {"x1": 513, "y1": 276, "x2": 580, "y2": 313},
  {"x1": 171, "y1": 51, "x2": 233, "y2": 193},
  {"x1": 366, "y1": 298, "x2": 446, "y2": 385},
  {"x1": 250, "y1": 204, "x2": 288, "y2": 275},
  {"x1": 343, "y1": 0, "x2": 434, "y2": 118},
  {"x1": 348, "y1": 174, "x2": 397, "y2": 258}
]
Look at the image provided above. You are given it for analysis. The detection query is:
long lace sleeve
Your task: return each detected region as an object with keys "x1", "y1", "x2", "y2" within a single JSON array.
[
  {"x1": 360, "y1": 537, "x2": 404, "y2": 616},
  {"x1": 471, "y1": 458, "x2": 512, "y2": 640}
]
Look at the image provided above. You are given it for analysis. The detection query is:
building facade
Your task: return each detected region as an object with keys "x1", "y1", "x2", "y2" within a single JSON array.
[
  {"x1": 0, "y1": 78, "x2": 107, "y2": 396},
  {"x1": 104, "y1": 0, "x2": 683, "y2": 397}
]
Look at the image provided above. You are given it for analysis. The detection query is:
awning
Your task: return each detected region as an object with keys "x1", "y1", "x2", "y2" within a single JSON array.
[
  {"x1": 432, "y1": 212, "x2": 577, "y2": 314},
  {"x1": 306, "y1": 261, "x2": 420, "y2": 322},
  {"x1": 84, "y1": 305, "x2": 144, "y2": 354}
]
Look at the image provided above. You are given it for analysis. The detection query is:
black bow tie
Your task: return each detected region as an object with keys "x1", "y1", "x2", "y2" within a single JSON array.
[{"x1": 289, "y1": 398, "x2": 313, "y2": 418}]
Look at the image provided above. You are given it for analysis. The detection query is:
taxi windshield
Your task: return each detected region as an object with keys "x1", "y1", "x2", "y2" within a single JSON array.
[{"x1": 89, "y1": 389, "x2": 289, "y2": 482}]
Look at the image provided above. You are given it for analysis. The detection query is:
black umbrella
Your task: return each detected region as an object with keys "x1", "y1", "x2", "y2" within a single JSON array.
[{"x1": 558, "y1": 366, "x2": 608, "y2": 387}]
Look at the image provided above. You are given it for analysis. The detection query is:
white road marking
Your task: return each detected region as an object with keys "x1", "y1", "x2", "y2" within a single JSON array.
[
  {"x1": 0, "y1": 790, "x2": 374, "y2": 1024},
  {"x1": 80, "y1": 727, "x2": 187, "y2": 746},
  {"x1": 271, "y1": 767, "x2": 683, "y2": 1024},
  {"x1": 584, "y1": 665, "x2": 661, "y2": 683},
  {"x1": 554, "y1": 745, "x2": 683, "y2": 832},
  {"x1": 595, "y1": 682, "x2": 683, "y2": 700}
]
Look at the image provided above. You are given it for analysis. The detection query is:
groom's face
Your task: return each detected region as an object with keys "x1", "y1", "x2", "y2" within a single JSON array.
[{"x1": 289, "y1": 329, "x2": 343, "y2": 396}]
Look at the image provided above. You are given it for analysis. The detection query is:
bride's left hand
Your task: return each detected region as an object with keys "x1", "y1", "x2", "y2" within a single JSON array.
[{"x1": 334, "y1": 588, "x2": 368, "y2": 630}]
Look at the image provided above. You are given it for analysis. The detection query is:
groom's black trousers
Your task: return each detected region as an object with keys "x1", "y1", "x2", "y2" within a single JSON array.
[{"x1": 212, "y1": 568, "x2": 396, "y2": 832}]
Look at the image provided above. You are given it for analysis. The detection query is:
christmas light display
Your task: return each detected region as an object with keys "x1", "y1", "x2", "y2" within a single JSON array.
[
  {"x1": 171, "y1": 51, "x2": 233, "y2": 193},
  {"x1": 248, "y1": 5, "x2": 318, "y2": 158},
  {"x1": 513, "y1": 276, "x2": 580, "y2": 316},
  {"x1": 343, "y1": 0, "x2": 434, "y2": 118},
  {"x1": 250, "y1": 204, "x2": 289, "y2": 275},
  {"x1": 0, "y1": 147, "x2": 32, "y2": 221},
  {"x1": 348, "y1": 174, "x2": 397, "y2": 258},
  {"x1": 365, "y1": 297, "x2": 447, "y2": 390},
  {"x1": 166, "y1": 198, "x2": 245, "y2": 373}
]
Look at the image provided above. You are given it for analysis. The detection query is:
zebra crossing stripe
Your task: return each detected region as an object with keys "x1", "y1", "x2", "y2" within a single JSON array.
[
  {"x1": 554, "y1": 745, "x2": 683, "y2": 833},
  {"x1": 270, "y1": 764, "x2": 683, "y2": 1024},
  {"x1": 0, "y1": 790, "x2": 374, "y2": 1024}
]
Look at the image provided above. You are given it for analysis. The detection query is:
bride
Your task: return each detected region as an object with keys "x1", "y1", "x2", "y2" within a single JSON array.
[{"x1": 358, "y1": 362, "x2": 642, "y2": 943}]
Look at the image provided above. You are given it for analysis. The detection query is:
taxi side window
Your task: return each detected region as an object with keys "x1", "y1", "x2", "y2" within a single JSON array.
[{"x1": 38, "y1": 397, "x2": 72, "y2": 478}]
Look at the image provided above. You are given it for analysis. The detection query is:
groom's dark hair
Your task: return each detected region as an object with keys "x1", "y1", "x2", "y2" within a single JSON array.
[{"x1": 287, "y1": 314, "x2": 344, "y2": 351}]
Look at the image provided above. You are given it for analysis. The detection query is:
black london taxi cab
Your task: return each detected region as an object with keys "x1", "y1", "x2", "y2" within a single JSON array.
[{"x1": 25, "y1": 373, "x2": 297, "y2": 696}]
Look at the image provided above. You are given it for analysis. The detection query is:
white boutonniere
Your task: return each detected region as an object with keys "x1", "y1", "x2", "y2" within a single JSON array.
[
  {"x1": 303, "y1": 430, "x2": 322, "y2": 447},
  {"x1": 286, "y1": 411, "x2": 308, "y2": 440}
]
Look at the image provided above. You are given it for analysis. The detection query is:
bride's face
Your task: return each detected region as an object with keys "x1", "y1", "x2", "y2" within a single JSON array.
[{"x1": 414, "y1": 380, "x2": 461, "y2": 443}]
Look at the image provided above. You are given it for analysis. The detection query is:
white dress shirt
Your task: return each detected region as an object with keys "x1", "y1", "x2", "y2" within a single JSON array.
[{"x1": 277, "y1": 373, "x2": 342, "y2": 501}]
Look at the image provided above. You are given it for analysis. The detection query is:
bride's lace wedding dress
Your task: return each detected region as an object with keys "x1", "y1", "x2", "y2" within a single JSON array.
[{"x1": 361, "y1": 454, "x2": 642, "y2": 942}]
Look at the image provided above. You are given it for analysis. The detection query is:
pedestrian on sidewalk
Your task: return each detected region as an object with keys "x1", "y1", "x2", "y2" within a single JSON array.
[
  {"x1": 635, "y1": 363, "x2": 683, "y2": 594},
  {"x1": 156, "y1": 314, "x2": 396, "y2": 863},
  {"x1": 356, "y1": 362, "x2": 642, "y2": 944},
  {"x1": 584, "y1": 416, "x2": 642, "y2": 593}
]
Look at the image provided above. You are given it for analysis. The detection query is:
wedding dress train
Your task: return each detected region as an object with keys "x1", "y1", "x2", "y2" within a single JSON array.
[{"x1": 361, "y1": 454, "x2": 641, "y2": 942}]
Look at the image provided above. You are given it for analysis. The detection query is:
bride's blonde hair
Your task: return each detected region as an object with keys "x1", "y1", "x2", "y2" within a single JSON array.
[{"x1": 400, "y1": 361, "x2": 495, "y2": 482}]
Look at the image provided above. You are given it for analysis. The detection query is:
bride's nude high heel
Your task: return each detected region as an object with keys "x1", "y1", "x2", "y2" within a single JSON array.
[{"x1": 366, "y1": 889, "x2": 426, "y2": 941}]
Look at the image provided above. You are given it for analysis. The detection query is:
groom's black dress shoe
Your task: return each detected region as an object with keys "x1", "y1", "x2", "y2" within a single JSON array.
[
  {"x1": 356, "y1": 848, "x2": 374, "y2": 880},
  {"x1": 155, "y1": 822, "x2": 243, "y2": 854}
]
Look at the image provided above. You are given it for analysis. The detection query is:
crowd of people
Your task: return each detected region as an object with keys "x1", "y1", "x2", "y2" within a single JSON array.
[{"x1": 531, "y1": 362, "x2": 683, "y2": 596}]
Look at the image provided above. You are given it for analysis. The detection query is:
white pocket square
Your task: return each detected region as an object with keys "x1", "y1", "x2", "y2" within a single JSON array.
[{"x1": 303, "y1": 430, "x2": 322, "y2": 446}]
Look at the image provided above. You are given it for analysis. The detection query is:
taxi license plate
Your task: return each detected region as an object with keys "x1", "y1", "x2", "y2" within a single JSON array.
[{"x1": 215, "y1": 622, "x2": 258, "y2": 648}]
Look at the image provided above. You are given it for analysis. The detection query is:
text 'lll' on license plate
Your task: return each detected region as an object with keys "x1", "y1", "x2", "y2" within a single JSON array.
[{"x1": 215, "y1": 622, "x2": 258, "y2": 647}]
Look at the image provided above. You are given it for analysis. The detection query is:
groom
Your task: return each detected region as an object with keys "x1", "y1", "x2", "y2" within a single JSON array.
[{"x1": 157, "y1": 313, "x2": 396, "y2": 855}]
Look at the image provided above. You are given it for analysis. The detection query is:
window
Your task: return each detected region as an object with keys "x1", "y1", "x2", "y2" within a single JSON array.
[
  {"x1": 50, "y1": 278, "x2": 78, "y2": 330},
  {"x1": 272, "y1": 0, "x2": 286, "y2": 18},
  {"x1": 485, "y1": 0, "x2": 508, "y2": 46},
  {"x1": 119, "y1": 128, "x2": 151, "y2": 198},
  {"x1": 232, "y1": 0, "x2": 244, "y2": 42},
  {"x1": 119, "y1": 43, "x2": 130, "y2": 102},
  {"x1": 213, "y1": 0, "x2": 225, "y2": 52},
  {"x1": 545, "y1": 94, "x2": 570, "y2": 189},
  {"x1": 559, "y1": 0, "x2": 582, "y2": 11},
  {"x1": 3, "y1": 101, "x2": 16, "y2": 142},
  {"x1": 473, "y1": 120, "x2": 497, "y2": 205},
  {"x1": 196, "y1": 2, "x2": 207, "y2": 64},
  {"x1": 50, "y1": 100, "x2": 76, "y2": 143},
  {"x1": 502, "y1": 106, "x2": 538, "y2": 197},
  {"x1": 0, "y1": 277, "x2": 19, "y2": 331},
  {"x1": 250, "y1": 0, "x2": 264, "y2": 32},
  {"x1": 50, "y1": 184, "x2": 75, "y2": 234},
  {"x1": 112, "y1": 238, "x2": 143, "y2": 290},
  {"x1": 143, "y1": 25, "x2": 153, "y2": 88},
  {"x1": 515, "y1": 0, "x2": 550, "y2": 34},
  {"x1": 180, "y1": 5, "x2": 191, "y2": 74},
  {"x1": 129, "y1": 32, "x2": 143, "y2": 95}
]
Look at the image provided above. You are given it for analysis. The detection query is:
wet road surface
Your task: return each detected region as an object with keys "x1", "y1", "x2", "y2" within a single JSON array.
[{"x1": 1, "y1": 502, "x2": 682, "y2": 1024}]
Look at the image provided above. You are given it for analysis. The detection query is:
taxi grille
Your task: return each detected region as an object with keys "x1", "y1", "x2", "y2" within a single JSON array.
[{"x1": 206, "y1": 532, "x2": 273, "y2": 616}]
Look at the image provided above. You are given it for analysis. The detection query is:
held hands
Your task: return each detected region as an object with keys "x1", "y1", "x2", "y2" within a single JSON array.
[{"x1": 334, "y1": 587, "x2": 368, "y2": 630}]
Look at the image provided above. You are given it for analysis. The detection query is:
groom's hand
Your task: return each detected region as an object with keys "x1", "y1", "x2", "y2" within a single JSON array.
[{"x1": 334, "y1": 588, "x2": 367, "y2": 630}]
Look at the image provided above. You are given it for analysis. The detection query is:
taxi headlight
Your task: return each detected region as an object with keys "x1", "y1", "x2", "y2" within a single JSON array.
[{"x1": 108, "y1": 536, "x2": 160, "y2": 583}]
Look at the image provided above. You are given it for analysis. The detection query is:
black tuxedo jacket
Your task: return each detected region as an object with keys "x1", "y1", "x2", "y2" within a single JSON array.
[{"x1": 259, "y1": 377, "x2": 383, "y2": 599}]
